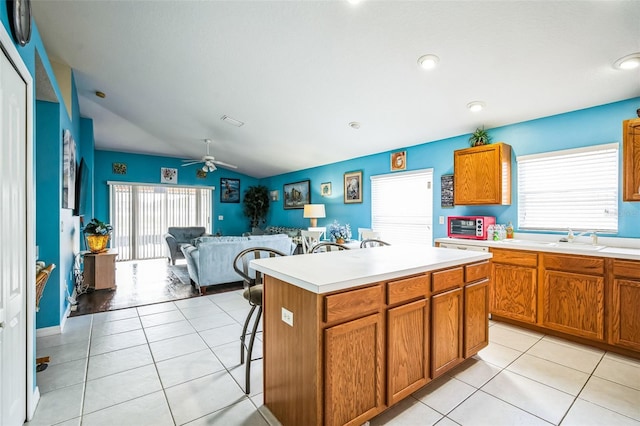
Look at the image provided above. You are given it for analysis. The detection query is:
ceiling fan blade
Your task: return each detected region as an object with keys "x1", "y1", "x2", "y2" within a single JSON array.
[
  {"x1": 212, "y1": 160, "x2": 238, "y2": 169},
  {"x1": 181, "y1": 161, "x2": 200, "y2": 167}
]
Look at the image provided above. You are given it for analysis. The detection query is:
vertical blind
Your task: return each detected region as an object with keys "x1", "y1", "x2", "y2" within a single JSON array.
[
  {"x1": 517, "y1": 143, "x2": 618, "y2": 232},
  {"x1": 109, "y1": 183, "x2": 213, "y2": 260},
  {"x1": 371, "y1": 169, "x2": 433, "y2": 245}
]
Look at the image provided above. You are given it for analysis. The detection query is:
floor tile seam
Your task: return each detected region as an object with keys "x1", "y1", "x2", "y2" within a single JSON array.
[
  {"x1": 572, "y1": 396, "x2": 640, "y2": 422},
  {"x1": 90, "y1": 327, "x2": 145, "y2": 339},
  {"x1": 418, "y1": 383, "x2": 483, "y2": 418},
  {"x1": 583, "y1": 371, "x2": 640, "y2": 394},
  {"x1": 487, "y1": 339, "x2": 539, "y2": 354},
  {"x1": 85, "y1": 358, "x2": 157, "y2": 383},
  {"x1": 172, "y1": 395, "x2": 254, "y2": 426},
  {"x1": 489, "y1": 323, "x2": 546, "y2": 341},
  {"x1": 500, "y1": 366, "x2": 582, "y2": 398},
  {"x1": 521, "y1": 348, "x2": 604, "y2": 375},
  {"x1": 600, "y1": 350, "x2": 640, "y2": 369},
  {"x1": 473, "y1": 388, "x2": 566, "y2": 425},
  {"x1": 87, "y1": 341, "x2": 149, "y2": 359},
  {"x1": 81, "y1": 387, "x2": 166, "y2": 418},
  {"x1": 539, "y1": 335, "x2": 607, "y2": 358}
]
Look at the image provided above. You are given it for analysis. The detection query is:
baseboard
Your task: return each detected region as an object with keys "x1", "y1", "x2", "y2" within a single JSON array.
[
  {"x1": 28, "y1": 386, "x2": 40, "y2": 420},
  {"x1": 35, "y1": 303, "x2": 72, "y2": 337}
]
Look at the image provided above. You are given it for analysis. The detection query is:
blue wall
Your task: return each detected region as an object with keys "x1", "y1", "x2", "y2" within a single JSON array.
[
  {"x1": 94, "y1": 151, "x2": 259, "y2": 236},
  {"x1": 262, "y1": 97, "x2": 640, "y2": 240}
]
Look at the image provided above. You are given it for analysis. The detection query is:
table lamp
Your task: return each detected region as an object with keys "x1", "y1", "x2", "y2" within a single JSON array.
[{"x1": 303, "y1": 204, "x2": 326, "y2": 228}]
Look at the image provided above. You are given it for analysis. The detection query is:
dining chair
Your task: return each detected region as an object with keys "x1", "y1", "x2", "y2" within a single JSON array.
[
  {"x1": 360, "y1": 238, "x2": 391, "y2": 248},
  {"x1": 361, "y1": 230, "x2": 381, "y2": 240},
  {"x1": 301, "y1": 229, "x2": 323, "y2": 254},
  {"x1": 307, "y1": 226, "x2": 327, "y2": 240},
  {"x1": 310, "y1": 242, "x2": 351, "y2": 253},
  {"x1": 233, "y1": 247, "x2": 287, "y2": 394}
]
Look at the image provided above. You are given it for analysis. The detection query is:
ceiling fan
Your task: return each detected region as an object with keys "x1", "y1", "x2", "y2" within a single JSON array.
[{"x1": 181, "y1": 139, "x2": 238, "y2": 172}]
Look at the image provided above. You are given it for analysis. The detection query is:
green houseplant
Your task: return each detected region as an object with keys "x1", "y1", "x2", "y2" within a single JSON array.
[
  {"x1": 83, "y1": 218, "x2": 113, "y2": 253},
  {"x1": 469, "y1": 126, "x2": 492, "y2": 147},
  {"x1": 243, "y1": 185, "x2": 270, "y2": 230}
]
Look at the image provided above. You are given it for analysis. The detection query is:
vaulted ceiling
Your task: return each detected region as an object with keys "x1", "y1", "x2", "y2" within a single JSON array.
[{"x1": 32, "y1": 1, "x2": 640, "y2": 178}]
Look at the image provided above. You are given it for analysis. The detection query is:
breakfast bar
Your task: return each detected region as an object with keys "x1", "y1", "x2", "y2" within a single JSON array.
[{"x1": 251, "y1": 245, "x2": 492, "y2": 426}]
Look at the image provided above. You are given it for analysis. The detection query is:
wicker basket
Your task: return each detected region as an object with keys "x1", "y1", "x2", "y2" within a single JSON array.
[
  {"x1": 86, "y1": 234, "x2": 110, "y2": 253},
  {"x1": 36, "y1": 264, "x2": 55, "y2": 310}
]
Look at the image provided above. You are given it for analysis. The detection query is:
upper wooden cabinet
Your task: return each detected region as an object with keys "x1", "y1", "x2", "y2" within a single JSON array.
[
  {"x1": 454, "y1": 142, "x2": 512, "y2": 205},
  {"x1": 623, "y1": 118, "x2": 640, "y2": 201}
]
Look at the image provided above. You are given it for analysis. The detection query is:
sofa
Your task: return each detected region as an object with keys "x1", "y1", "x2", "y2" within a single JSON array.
[
  {"x1": 181, "y1": 234, "x2": 296, "y2": 293},
  {"x1": 163, "y1": 226, "x2": 208, "y2": 265}
]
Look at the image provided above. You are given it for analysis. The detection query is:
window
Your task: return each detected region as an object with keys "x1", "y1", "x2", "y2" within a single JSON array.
[
  {"x1": 371, "y1": 169, "x2": 433, "y2": 245},
  {"x1": 517, "y1": 143, "x2": 618, "y2": 232},
  {"x1": 109, "y1": 182, "x2": 213, "y2": 260}
]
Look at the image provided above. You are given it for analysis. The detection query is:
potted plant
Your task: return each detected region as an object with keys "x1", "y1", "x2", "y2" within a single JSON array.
[
  {"x1": 328, "y1": 220, "x2": 352, "y2": 244},
  {"x1": 243, "y1": 185, "x2": 270, "y2": 230},
  {"x1": 83, "y1": 218, "x2": 113, "y2": 253},
  {"x1": 469, "y1": 126, "x2": 492, "y2": 147}
]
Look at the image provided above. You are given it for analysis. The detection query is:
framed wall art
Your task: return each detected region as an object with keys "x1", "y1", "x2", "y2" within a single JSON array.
[
  {"x1": 220, "y1": 178, "x2": 240, "y2": 203},
  {"x1": 320, "y1": 182, "x2": 332, "y2": 197},
  {"x1": 62, "y1": 129, "x2": 76, "y2": 209},
  {"x1": 391, "y1": 150, "x2": 406, "y2": 171},
  {"x1": 112, "y1": 162, "x2": 127, "y2": 175},
  {"x1": 283, "y1": 180, "x2": 310, "y2": 209},
  {"x1": 441, "y1": 174, "x2": 454, "y2": 208},
  {"x1": 161, "y1": 167, "x2": 177, "y2": 184},
  {"x1": 344, "y1": 170, "x2": 362, "y2": 203}
]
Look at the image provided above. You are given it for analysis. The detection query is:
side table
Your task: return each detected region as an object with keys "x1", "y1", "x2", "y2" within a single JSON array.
[{"x1": 83, "y1": 250, "x2": 118, "y2": 290}]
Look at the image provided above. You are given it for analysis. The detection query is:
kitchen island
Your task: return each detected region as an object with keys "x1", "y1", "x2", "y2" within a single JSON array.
[{"x1": 251, "y1": 245, "x2": 492, "y2": 426}]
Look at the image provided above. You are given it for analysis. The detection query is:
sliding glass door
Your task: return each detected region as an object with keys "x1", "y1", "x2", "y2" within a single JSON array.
[{"x1": 109, "y1": 183, "x2": 212, "y2": 260}]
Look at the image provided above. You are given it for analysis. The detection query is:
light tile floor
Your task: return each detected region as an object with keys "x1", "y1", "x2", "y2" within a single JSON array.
[{"x1": 28, "y1": 293, "x2": 640, "y2": 426}]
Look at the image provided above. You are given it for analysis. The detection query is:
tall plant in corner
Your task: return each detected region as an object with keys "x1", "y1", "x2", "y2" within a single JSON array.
[{"x1": 243, "y1": 185, "x2": 270, "y2": 229}]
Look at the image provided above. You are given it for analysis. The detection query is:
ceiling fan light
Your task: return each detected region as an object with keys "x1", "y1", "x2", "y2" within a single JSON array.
[{"x1": 202, "y1": 165, "x2": 208, "y2": 172}]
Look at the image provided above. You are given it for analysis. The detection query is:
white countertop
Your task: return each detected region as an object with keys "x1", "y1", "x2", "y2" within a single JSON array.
[
  {"x1": 435, "y1": 237, "x2": 640, "y2": 261},
  {"x1": 251, "y1": 244, "x2": 492, "y2": 294}
]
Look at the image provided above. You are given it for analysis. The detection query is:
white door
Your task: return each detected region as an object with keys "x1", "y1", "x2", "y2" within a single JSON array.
[{"x1": 0, "y1": 44, "x2": 28, "y2": 426}]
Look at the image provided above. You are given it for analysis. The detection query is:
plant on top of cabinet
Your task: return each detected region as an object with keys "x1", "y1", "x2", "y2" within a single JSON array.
[
  {"x1": 454, "y1": 142, "x2": 511, "y2": 205},
  {"x1": 469, "y1": 126, "x2": 492, "y2": 147}
]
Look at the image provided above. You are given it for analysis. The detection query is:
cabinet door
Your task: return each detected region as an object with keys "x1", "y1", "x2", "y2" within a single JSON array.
[
  {"x1": 464, "y1": 279, "x2": 489, "y2": 358},
  {"x1": 387, "y1": 299, "x2": 429, "y2": 405},
  {"x1": 491, "y1": 263, "x2": 537, "y2": 323},
  {"x1": 623, "y1": 118, "x2": 640, "y2": 201},
  {"x1": 611, "y1": 279, "x2": 640, "y2": 351},
  {"x1": 454, "y1": 143, "x2": 511, "y2": 205},
  {"x1": 324, "y1": 313, "x2": 384, "y2": 426},
  {"x1": 542, "y1": 270, "x2": 604, "y2": 341},
  {"x1": 431, "y1": 288, "x2": 463, "y2": 378}
]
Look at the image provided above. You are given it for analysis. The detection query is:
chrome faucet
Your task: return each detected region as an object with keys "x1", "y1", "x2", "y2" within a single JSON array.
[{"x1": 562, "y1": 229, "x2": 597, "y2": 244}]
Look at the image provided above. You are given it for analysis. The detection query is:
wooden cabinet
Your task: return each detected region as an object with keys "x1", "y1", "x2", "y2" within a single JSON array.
[
  {"x1": 541, "y1": 254, "x2": 605, "y2": 341},
  {"x1": 464, "y1": 279, "x2": 489, "y2": 357},
  {"x1": 431, "y1": 287, "x2": 464, "y2": 378},
  {"x1": 490, "y1": 249, "x2": 538, "y2": 323},
  {"x1": 623, "y1": 118, "x2": 640, "y2": 201},
  {"x1": 83, "y1": 251, "x2": 117, "y2": 290},
  {"x1": 325, "y1": 313, "x2": 384, "y2": 426},
  {"x1": 454, "y1": 142, "x2": 511, "y2": 205},
  {"x1": 610, "y1": 260, "x2": 640, "y2": 351}
]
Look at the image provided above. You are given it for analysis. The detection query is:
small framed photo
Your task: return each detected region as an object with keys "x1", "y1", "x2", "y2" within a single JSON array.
[
  {"x1": 391, "y1": 151, "x2": 406, "y2": 171},
  {"x1": 344, "y1": 171, "x2": 362, "y2": 203},
  {"x1": 269, "y1": 190, "x2": 279, "y2": 201},
  {"x1": 112, "y1": 162, "x2": 127, "y2": 175},
  {"x1": 220, "y1": 178, "x2": 240, "y2": 203},
  {"x1": 283, "y1": 180, "x2": 310, "y2": 209},
  {"x1": 161, "y1": 167, "x2": 177, "y2": 184},
  {"x1": 320, "y1": 182, "x2": 332, "y2": 197}
]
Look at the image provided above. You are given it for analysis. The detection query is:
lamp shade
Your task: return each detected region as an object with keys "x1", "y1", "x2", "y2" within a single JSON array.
[{"x1": 303, "y1": 204, "x2": 326, "y2": 227}]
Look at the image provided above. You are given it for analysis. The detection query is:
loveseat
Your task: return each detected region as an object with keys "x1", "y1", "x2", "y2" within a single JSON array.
[
  {"x1": 163, "y1": 227, "x2": 208, "y2": 265},
  {"x1": 181, "y1": 234, "x2": 296, "y2": 293}
]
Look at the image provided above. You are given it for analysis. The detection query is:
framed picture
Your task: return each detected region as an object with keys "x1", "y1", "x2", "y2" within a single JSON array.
[
  {"x1": 283, "y1": 180, "x2": 310, "y2": 209},
  {"x1": 220, "y1": 178, "x2": 240, "y2": 203},
  {"x1": 391, "y1": 151, "x2": 406, "y2": 171},
  {"x1": 269, "y1": 190, "x2": 279, "y2": 201},
  {"x1": 161, "y1": 167, "x2": 177, "y2": 184},
  {"x1": 62, "y1": 129, "x2": 76, "y2": 209},
  {"x1": 320, "y1": 182, "x2": 332, "y2": 197},
  {"x1": 112, "y1": 162, "x2": 127, "y2": 175},
  {"x1": 441, "y1": 174, "x2": 454, "y2": 208},
  {"x1": 344, "y1": 170, "x2": 362, "y2": 203}
]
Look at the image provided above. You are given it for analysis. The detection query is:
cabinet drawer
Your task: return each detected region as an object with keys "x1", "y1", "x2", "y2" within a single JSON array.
[
  {"x1": 543, "y1": 254, "x2": 604, "y2": 275},
  {"x1": 465, "y1": 261, "x2": 490, "y2": 283},
  {"x1": 491, "y1": 248, "x2": 537, "y2": 267},
  {"x1": 432, "y1": 267, "x2": 463, "y2": 294},
  {"x1": 613, "y1": 259, "x2": 640, "y2": 279},
  {"x1": 324, "y1": 285, "x2": 383, "y2": 323},
  {"x1": 387, "y1": 274, "x2": 430, "y2": 305}
]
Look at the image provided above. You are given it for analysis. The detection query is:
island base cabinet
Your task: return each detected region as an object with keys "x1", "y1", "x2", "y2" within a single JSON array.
[
  {"x1": 464, "y1": 279, "x2": 489, "y2": 357},
  {"x1": 431, "y1": 287, "x2": 463, "y2": 378},
  {"x1": 324, "y1": 313, "x2": 385, "y2": 426},
  {"x1": 387, "y1": 299, "x2": 430, "y2": 405},
  {"x1": 611, "y1": 279, "x2": 640, "y2": 351}
]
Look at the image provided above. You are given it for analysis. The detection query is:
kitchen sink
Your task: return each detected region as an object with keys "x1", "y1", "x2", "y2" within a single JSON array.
[
  {"x1": 556, "y1": 242, "x2": 606, "y2": 251},
  {"x1": 499, "y1": 239, "x2": 558, "y2": 247}
]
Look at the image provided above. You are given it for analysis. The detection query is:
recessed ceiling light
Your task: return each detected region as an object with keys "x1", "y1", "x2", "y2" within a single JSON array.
[
  {"x1": 349, "y1": 121, "x2": 361, "y2": 129},
  {"x1": 467, "y1": 101, "x2": 486, "y2": 112},
  {"x1": 614, "y1": 53, "x2": 640, "y2": 70},
  {"x1": 220, "y1": 115, "x2": 245, "y2": 127},
  {"x1": 417, "y1": 54, "x2": 439, "y2": 70},
  {"x1": 347, "y1": 0, "x2": 364, "y2": 4}
]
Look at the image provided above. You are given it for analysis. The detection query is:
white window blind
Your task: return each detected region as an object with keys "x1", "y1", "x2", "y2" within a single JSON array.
[
  {"x1": 517, "y1": 143, "x2": 618, "y2": 232},
  {"x1": 109, "y1": 182, "x2": 213, "y2": 260},
  {"x1": 371, "y1": 169, "x2": 433, "y2": 245}
]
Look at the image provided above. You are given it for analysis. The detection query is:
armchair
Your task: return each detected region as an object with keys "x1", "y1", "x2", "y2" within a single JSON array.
[{"x1": 163, "y1": 226, "x2": 207, "y2": 265}]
